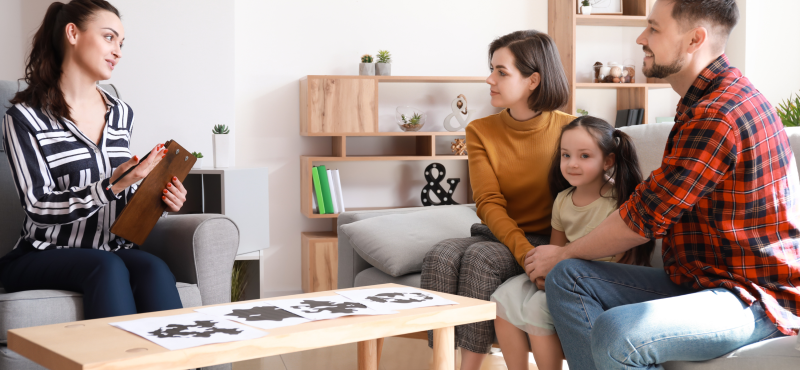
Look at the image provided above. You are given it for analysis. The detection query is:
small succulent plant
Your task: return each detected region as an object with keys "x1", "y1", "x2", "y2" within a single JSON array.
[
  {"x1": 582, "y1": 0, "x2": 591, "y2": 6},
  {"x1": 376, "y1": 50, "x2": 391, "y2": 64},
  {"x1": 212, "y1": 124, "x2": 230, "y2": 134},
  {"x1": 191, "y1": 151, "x2": 204, "y2": 158},
  {"x1": 777, "y1": 90, "x2": 800, "y2": 127},
  {"x1": 361, "y1": 54, "x2": 373, "y2": 63},
  {"x1": 401, "y1": 112, "x2": 422, "y2": 125},
  {"x1": 577, "y1": 108, "x2": 589, "y2": 116}
]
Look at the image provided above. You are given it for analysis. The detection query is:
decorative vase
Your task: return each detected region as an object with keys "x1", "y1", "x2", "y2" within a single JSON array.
[
  {"x1": 581, "y1": 5, "x2": 592, "y2": 15},
  {"x1": 359, "y1": 63, "x2": 375, "y2": 76},
  {"x1": 192, "y1": 158, "x2": 204, "y2": 169},
  {"x1": 213, "y1": 134, "x2": 230, "y2": 168},
  {"x1": 395, "y1": 106, "x2": 426, "y2": 132},
  {"x1": 376, "y1": 63, "x2": 392, "y2": 76}
]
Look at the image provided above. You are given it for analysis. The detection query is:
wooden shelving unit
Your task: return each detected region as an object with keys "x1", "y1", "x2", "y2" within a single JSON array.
[
  {"x1": 551, "y1": 0, "x2": 665, "y2": 124},
  {"x1": 299, "y1": 75, "x2": 481, "y2": 291}
]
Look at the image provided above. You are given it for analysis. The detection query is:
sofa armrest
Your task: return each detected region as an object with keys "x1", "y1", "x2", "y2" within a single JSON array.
[
  {"x1": 139, "y1": 214, "x2": 239, "y2": 306},
  {"x1": 337, "y1": 204, "x2": 476, "y2": 289}
]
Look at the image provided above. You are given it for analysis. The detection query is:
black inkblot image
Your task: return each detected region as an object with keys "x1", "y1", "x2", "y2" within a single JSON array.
[
  {"x1": 291, "y1": 300, "x2": 367, "y2": 314},
  {"x1": 148, "y1": 320, "x2": 242, "y2": 338},
  {"x1": 365, "y1": 292, "x2": 434, "y2": 304},
  {"x1": 226, "y1": 306, "x2": 303, "y2": 322}
]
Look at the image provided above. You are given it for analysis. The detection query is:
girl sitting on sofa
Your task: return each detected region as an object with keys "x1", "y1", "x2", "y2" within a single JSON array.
[{"x1": 491, "y1": 115, "x2": 655, "y2": 370}]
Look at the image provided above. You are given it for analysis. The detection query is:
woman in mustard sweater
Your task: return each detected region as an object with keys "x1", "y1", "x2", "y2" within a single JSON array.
[{"x1": 420, "y1": 30, "x2": 574, "y2": 370}]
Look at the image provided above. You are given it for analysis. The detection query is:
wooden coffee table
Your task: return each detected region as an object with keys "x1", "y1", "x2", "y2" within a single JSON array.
[{"x1": 8, "y1": 284, "x2": 495, "y2": 370}]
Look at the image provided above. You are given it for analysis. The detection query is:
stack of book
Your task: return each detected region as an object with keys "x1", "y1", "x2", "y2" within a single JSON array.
[
  {"x1": 311, "y1": 165, "x2": 345, "y2": 215},
  {"x1": 614, "y1": 108, "x2": 645, "y2": 127}
]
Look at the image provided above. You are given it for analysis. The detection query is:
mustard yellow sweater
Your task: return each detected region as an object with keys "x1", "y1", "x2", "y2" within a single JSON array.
[{"x1": 466, "y1": 109, "x2": 575, "y2": 266}]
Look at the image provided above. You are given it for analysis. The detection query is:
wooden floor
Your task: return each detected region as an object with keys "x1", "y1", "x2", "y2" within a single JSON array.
[{"x1": 232, "y1": 337, "x2": 541, "y2": 370}]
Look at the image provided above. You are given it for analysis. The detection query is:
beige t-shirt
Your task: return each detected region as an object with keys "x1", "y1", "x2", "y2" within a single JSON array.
[{"x1": 551, "y1": 187, "x2": 618, "y2": 262}]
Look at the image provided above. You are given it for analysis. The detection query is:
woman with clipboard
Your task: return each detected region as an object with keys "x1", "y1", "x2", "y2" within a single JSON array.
[{"x1": 0, "y1": 0, "x2": 188, "y2": 319}]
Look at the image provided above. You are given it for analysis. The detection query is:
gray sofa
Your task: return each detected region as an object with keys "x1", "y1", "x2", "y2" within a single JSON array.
[
  {"x1": 0, "y1": 80, "x2": 237, "y2": 370},
  {"x1": 338, "y1": 122, "x2": 800, "y2": 369}
]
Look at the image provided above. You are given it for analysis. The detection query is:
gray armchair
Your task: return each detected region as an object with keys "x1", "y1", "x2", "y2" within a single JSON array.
[{"x1": 0, "y1": 80, "x2": 238, "y2": 370}]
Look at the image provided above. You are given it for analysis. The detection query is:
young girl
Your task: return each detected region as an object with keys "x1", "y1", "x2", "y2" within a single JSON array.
[{"x1": 490, "y1": 115, "x2": 655, "y2": 370}]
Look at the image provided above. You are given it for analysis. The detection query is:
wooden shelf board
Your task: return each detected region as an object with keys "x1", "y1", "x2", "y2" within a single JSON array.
[
  {"x1": 303, "y1": 131, "x2": 467, "y2": 137},
  {"x1": 576, "y1": 83, "x2": 671, "y2": 89},
  {"x1": 304, "y1": 155, "x2": 469, "y2": 162},
  {"x1": 576, "y1": 14, "x2": 648, "y2": 27},
  {"x1": 305, "y1": 75, "x2": 486, "y2": 83},
  {"x1": 301, "y1": 231, "x2": 337, "y2": 239}
]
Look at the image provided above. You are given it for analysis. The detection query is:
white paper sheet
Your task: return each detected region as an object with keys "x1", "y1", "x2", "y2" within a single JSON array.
[
  {"x1": 195, "y1": 301, "x2": 311, "y2": 330},
  {"x1": 266, "y1": 295, "x2": 397, "y2": 321},
  {"x1": 110, "y1": 313, "x2": 268, "y2": 351},
  {"x1": 336, "y1": 287, "x2": 458, "y2": 311}
]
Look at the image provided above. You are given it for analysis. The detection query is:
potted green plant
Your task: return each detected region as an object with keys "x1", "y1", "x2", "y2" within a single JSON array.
[
  {"x1": 581, "y1": 0, "x2": 593, "y2": 15},
  {"x1": 376, "y1": 50, "x2": 392, "y2": 76},
  {"x1": 359, "y1": 54, "x2": 374, "y2": 76},
  {"x1": 777, "y1": 90, "x2": 800, "y2": 127},
  {"x1": 212, "y1": 124, "x2": 230, "y2": 168},
  {"x1": 191, "y1": 151, "x2": 204, "y2": 169}
]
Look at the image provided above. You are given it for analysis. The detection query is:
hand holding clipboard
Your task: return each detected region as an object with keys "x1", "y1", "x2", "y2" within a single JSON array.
[
  {"x1": 108, "y1": 142, "x2": 169, "y2": 194},
  {"x1": 111, "y1": 140, "x2": 196, "y2": 245}
]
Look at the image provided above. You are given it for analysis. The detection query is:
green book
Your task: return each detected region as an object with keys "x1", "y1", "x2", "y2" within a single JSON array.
[
  {"x1": 311, "y1": 167, "x2": 326, "y2": 214},
  {"x1": 316, "y1": 165, "x2": 335, "y2": 214}
]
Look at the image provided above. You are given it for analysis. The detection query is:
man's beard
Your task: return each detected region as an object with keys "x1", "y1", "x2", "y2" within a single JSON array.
[{"x1": 643, "y1": 49, "x2": 685, "y2": 79}]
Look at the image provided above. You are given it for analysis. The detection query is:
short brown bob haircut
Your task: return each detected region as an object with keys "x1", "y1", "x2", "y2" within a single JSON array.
[{"x1": 488, "y1": 30, "x2": 570, "y2": 112}]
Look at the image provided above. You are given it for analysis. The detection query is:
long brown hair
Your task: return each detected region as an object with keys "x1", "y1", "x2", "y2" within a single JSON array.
[
  {"x1": 11, "y1": 0, "x2": 120, "y2": 123},
  {"x1": 547, "y1": 116, "x2": 655, "y2": 266},
  {"x1": 488, "y1": 30, "x2": 570, "y2": 112}
]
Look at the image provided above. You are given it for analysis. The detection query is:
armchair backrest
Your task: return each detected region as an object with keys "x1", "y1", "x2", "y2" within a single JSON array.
[{"x1": 0, "y1": 81, "x2": 120, "y2": 257}]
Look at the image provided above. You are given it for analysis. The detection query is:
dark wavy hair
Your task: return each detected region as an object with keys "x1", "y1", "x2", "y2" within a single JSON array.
[
  {"x1": 547, "y1": 116, "x2": 655, "y2": 266},
  {"x1": 11, "y1": 0, "x2": 120, "y2": 123},
  {"x1": 488, "y1": 30, "x2": 570, "y2": 112}
]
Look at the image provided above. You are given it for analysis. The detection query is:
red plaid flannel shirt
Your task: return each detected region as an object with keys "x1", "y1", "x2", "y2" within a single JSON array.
[{"x1": 620, "y1": 55, "x2": 800, "y2": 335}]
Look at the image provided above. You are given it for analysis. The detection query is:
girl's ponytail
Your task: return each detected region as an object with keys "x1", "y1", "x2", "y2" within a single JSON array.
[
  {"x1": 612, "y1": 129, "x2": 655, "y2": 266},
  {"x1": 11, "y1": 0, "x2": 120, "y2": 123}
]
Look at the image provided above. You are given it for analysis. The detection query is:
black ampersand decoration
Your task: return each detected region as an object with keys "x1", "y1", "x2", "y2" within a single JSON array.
[{"x1": 421, "y1": 163, "x2": 460, "y2": 206}]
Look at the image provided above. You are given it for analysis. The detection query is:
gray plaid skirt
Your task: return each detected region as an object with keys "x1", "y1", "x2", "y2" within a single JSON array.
[{"x1": 420, "y1": 223, "x2": 549, "y2": 354}]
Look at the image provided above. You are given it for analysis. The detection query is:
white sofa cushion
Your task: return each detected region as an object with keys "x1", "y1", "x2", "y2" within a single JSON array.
[{"x1": 339, "y1": 205, "x2": 480, "y2": 277}]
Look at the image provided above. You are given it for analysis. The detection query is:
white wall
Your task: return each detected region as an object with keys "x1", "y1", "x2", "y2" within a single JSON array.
[
  {"x1": 0, "y1": 0, "x2": 55, "y2": 80},
  {"x1": 741, "y1": 0, "x2": 800, "y2": 107},
  {"x1": 106, "y1": 0, "x2": 235, "y2": 166}
]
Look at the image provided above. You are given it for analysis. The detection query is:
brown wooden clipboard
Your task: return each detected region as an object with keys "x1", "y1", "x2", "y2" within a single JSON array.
[{"x1": 110, "y1": 140, "x2": 196, "y2": 245}]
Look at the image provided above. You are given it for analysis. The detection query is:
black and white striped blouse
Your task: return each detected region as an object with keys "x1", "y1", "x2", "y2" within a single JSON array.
[{"x1": 2, "y1": 86, "x2": 138, "y2": 251}]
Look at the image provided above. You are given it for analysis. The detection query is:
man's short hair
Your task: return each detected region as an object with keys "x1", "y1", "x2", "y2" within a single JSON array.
[{"x1": 668, "y1": 0, "x2": 739, "y2": 38}]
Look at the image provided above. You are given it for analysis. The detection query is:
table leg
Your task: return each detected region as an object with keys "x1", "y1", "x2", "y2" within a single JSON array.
[
  {"x1": 432, "y1": 327, "x2": 455, "y2": 370},
  {"x1": 377, "y1": 337, "x2": 384, "y2": 365},
  {"x1": 358, "y1": 339, "x2": 379, "y2": 370}
]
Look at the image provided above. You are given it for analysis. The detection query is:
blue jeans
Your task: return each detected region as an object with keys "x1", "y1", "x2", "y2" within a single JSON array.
[
  {"x1": 1, "y1": 247, "x2": 183, "y2": 320},
  {"x1": 545, "y1": 259, "x2": 784, "y2": 370}
]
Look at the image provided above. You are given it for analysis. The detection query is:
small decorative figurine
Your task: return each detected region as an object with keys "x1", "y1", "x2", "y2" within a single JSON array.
[
  {"x1": 421, "y1": 163, "x2": 460, "y2": 206},
  {"x1": 443, "y1": 94, "x2": 471, "y2": 132},
  {"x1": 451, "y1": 138, "x2": 467, "y2": 155}
]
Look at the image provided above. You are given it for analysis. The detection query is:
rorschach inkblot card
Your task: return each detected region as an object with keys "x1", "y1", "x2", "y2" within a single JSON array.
[
  {"x1": 110, "y1": 312, "x2": 267, "y2": 350},
  {"x1": 336, "y1": 287, "x2": 458, "y2": 312},
  {"x1": 195, "y1": 301, "x2": 311, "y2": 330},
  {"x1": 265, "y1": 295, "x2": 397, "y2": 321}
]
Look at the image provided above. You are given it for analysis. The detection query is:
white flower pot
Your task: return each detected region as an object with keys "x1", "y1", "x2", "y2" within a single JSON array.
[
  {"x1": 213, "y1": 134, "x2": 230, "y2": 168},
  {"x1": 376, "y1": 63, "x2": 392, "y2": 76},
  {"x1": 359, "y1": 63, "x2": 375, "y2": 76},
  {"x1": 581, "y1": 5, "x2": 592, "y2": 15},
  {"x1": 192, "y1": 158, "x2": 203, "y2": 169}
]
